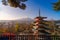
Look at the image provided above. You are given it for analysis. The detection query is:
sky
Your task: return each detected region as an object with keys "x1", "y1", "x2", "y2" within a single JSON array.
[{"x1": 0, "y1": 0, "x2": 60, "y2": 20}]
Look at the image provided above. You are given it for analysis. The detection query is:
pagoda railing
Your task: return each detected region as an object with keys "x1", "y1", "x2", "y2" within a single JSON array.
[{"x1": 0, "y1": 33, "x2": 60, "y2": 40}]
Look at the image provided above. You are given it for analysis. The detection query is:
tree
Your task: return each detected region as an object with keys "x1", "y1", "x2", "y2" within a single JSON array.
[
  {"x1": 15, "y1": 22, "x2": 19, "y2": 33},
  {"x1": 2, "y1": 0, "x2": 27, "y2": 10},
  {"x1": 52, "y1": 0, "x2": 60, "y2": 11}
]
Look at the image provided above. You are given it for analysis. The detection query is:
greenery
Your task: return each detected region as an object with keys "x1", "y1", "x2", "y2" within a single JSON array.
[
  {"x1": 52, "y1": 0, "x2": 60, "y2": 11},
  {"x1": 2, "y1": 0, "x2": 27, "y2": 10}
]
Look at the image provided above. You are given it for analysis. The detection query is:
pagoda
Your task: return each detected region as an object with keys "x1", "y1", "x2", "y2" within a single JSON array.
[{"x1": 32, "y1": 9, "x2": 51, "y2": 40}]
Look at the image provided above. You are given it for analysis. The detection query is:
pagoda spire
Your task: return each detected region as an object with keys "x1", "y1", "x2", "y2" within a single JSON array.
[{"x1": 39, "y1": 9, "x2": 41, "y2": 17}]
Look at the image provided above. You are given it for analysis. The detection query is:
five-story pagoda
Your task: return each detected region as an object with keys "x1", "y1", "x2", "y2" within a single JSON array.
[{"x1": 32, "y1": 9, "x2": 51, "y2": 40}]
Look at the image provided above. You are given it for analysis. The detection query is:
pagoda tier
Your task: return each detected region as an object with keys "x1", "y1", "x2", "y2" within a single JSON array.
[
  {"x1": 32, "y1": 16, "x2": 51, "y2": 40},
  {"x1": 32, "y1": 9, "x2": 52, "y2": 40}
]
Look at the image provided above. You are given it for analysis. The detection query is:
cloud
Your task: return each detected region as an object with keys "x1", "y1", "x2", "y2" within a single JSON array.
[{"x1": 0, "y1": 3, "x2": 28, "y2": 20}]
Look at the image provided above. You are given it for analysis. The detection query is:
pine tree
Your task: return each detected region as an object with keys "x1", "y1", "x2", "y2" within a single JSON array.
[
  {"x1": 53, "y1": 0, "x2": 60, "y2": 11},
  {"x1": 2, "y1": 0, "x2": 27, "y2": 10}
]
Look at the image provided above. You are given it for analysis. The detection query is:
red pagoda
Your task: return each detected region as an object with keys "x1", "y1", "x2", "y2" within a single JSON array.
[{"x1": 32, "y1": 9, "x2": 51, "y2": 40}]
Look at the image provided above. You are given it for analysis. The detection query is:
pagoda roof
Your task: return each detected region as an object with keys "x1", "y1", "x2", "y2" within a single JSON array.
[{"x1": 35, "y1": 16, "x2": 47, "y2": 19}]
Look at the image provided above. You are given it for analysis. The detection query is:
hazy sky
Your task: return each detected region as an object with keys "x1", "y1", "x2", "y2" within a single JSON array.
[{"x1": 0, "y1": 0, "x2": 60, "y2": 20}]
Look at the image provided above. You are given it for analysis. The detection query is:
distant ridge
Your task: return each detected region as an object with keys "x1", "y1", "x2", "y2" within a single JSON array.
[
  {"x1": 0, "y1": 18, "x2": 34, "y2": 23},
  {"x1": 0, "y1": 18, "x2": 60, "y2": 24}
]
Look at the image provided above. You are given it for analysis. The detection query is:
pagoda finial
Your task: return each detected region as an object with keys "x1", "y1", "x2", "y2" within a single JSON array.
[{"x1": 39, "y1": 9, "x2": 40, "y2": 17}]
